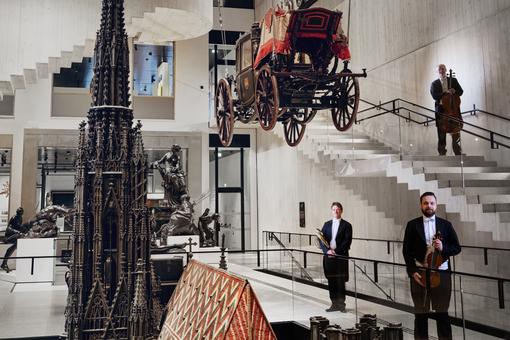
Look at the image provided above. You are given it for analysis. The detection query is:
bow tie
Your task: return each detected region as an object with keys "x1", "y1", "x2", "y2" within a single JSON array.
[{"x1": 424, "y1": 217, "x2": 435, "y2": 222}]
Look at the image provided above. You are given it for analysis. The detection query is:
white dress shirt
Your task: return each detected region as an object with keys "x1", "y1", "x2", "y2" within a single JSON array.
[
  {"x1": 440, "y1": 76, "x2": 448, "y2": 93},
  {"x1": 330, "y1": 218, "x2": 341, "y2": 250},
  {"x1": 423, "y1": 215, "x2": 448, "y2": 270}
]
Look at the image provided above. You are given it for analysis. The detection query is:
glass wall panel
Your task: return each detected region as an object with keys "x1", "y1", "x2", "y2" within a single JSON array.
[{"x1": 133, "y1": 43, "x2": 174, "y2": 97}]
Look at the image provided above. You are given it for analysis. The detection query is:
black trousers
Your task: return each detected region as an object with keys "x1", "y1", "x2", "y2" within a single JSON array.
[
  {"x1": 437, "y1": 128, "x2": 461, "y2": 155},
  {"x1": 410, "y1": 271, "x2": 452, "y2": 340},
  {"x1": 1, "y1": 241, "x2": 17, "y2": 267},
  {"x1": 323, "y1": 256, "x2": 347, "y2": 308}
]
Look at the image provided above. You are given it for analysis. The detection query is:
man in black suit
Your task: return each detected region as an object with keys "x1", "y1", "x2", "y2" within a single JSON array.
[
  {"x1": 320, "y1": 202, "x2": 352, "y2": 312},
  {"x1": 430, "y1": 64, "x2": 464, "y2": 155},
  {"x1": 403, "y1": 192, "x2": 461, "y2": 340}
]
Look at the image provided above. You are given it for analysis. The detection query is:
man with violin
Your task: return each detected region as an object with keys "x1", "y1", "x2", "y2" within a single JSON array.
[
  {"x1": 430, "y1": 64, "x2": 464, "y2": 155},
  {"x1": 403, "y1": 192, "x2": 461, "y2": 340}
]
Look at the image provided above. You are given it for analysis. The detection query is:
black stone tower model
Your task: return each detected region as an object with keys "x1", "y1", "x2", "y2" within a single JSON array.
[{"x1": 64, "y1": 0, "x2": 162, "y2": 339}]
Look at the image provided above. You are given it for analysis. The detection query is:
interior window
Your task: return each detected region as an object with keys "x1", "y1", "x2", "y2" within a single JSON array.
[{"x1": 241, "y1": 40, "x2": 252, "y2": 70}]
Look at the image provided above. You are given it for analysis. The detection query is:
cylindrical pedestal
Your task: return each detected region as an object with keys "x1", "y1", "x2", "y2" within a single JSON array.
[
  {"x1": 340, "y1": 328, "x2": 361, "y2": 340},
  {"x1": 325, "y1": 325, "x2": 342, "y2": 340},
  {"x1": 310, "y1": 316, "x2": 329, "y2": 340},
  {"x1": 383, "y1": 322, "x2": 403, "y2": 340}
]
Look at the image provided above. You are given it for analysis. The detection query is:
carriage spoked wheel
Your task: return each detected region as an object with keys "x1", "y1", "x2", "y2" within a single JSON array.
[
  {"x1": 331, "y1": 70, "x2": 360, "y2": 131},
  {"x1": 255, "y1": 65, "x2": 279, "y2": 131},
  {"x1": 215, "y1": 79, "x2": 234, "y2": 146},
  {"x1": 283, "y1": 109, "x2": 316, "y2": 147}
]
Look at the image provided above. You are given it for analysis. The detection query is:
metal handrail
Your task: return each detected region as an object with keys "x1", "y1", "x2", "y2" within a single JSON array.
[
  {"x1": 356, "y1": 98, "x2": 510, "y2": 150},
  {"x1": 267, "y1": 231, "x2": 314, "y2": 281},
  {"x1": 262, "y1": 230, "x2": 510, "y2": 252}
]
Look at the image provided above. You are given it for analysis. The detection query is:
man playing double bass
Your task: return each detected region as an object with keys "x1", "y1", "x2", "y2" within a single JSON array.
[
  {"x1": 430, "y1": 64, "x2": 464, "y2": 155},
  {"x1": 403, "y1": 192, "x2": 461, "y2": 340}
]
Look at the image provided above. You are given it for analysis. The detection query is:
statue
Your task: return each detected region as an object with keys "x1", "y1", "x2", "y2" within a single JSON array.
[
  {"x1": 25, "y1": 205, "x2": 70, "y2": 238},
  {"x1": 1, "y1": 207, "x2": 27, "y2": 272},
  {"x1": 198, "y1": 208, "x2": 220, "y2": 247},
  {"x1": 159, "y1": 194, "x2": 199, "y2": 244},
  {"x1": 151, "y1": 145, "x2": 223, "y2": 247},
  {"x1": 152, "y1": 144, "x2": 188, "y2": 207}
]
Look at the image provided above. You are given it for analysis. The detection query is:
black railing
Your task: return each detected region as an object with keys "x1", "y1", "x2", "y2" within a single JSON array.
[
  {"x1": 355, "y1": 98, "x2": 510, "y2": 150},
  {"x1": 262, "y1": 230, "x2": 510, "y2": 268}
]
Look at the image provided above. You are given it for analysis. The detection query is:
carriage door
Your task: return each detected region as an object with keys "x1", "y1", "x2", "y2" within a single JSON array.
[{"x1": 210, "y1": 137, "x2": 250, "y2": 252}]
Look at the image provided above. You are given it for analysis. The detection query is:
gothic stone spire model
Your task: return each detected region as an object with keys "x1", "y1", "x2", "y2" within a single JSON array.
[{"x1": 65, "y1": 0, "x2": 162, "y2": 338}]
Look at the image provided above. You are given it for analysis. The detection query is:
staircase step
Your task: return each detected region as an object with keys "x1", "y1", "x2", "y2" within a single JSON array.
[
  {"x1": 0, "y1": 81, "x2": 14, "y2": 96},
  {"x1": 326, "y1": 148, "x2": 398, "y2": 155},
  {"x1": 400, "y1": 155, "x2": 486, "y2": 162},
  {"x1": 455, "y1": 187, "x2": 510, "y2": 196},
  {"x1": 306, "y1": 129, "x2": 371, "y2": 138},
  {"x1": 402, "y1": 160, "x2": 498, "y2": 168},
  {"x1": 36, "y1": 63, "x2": 49, "y2": 79},
  {"x1": 72, "y1": 45, "x2": 85, "y2": 63},
  {"x1": 413, "y1": 166, "x2": 510, "y2": 174},
  {"x1": 438, "y1": 179, "x2": 510, "y2": 188},
  {"x1": 424, "y1": 173, "x2": 510, "y2": 181},
  {"x1": 482, "y1": 203, "x2": 510, "y2": 213},
  {"x1": 23, "y1": 69, "x2": 37, "y2": 85},
  {"x1": 331, "y1": 153, "x2": 399, "y2": 160},
  {"x1": 496, "y1": 212, "x2": 510, "y2": 223},
  {"x1": 308, "y1": 136, "x2": 374, "y2": 143},
  {"x1": 60, "y1": 51, "x2": 73, "y2": 69},
  {"x1": 48, "y1": 57, "x2": 60, "y2": 74},
  {"x1": 321, "y1": 144, "x2": 393, "y2": 151},
  {"x1": 10, "y1": 74, "x2": 25, "y2": 90}
]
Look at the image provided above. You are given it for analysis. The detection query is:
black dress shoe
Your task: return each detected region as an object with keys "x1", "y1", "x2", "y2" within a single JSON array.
[
  {"x1": 1, "y1": 264, "x2": 10, "y2": 273},
  {"x1": 325, "y1": 305, "x2": 346, "y2": 312}
]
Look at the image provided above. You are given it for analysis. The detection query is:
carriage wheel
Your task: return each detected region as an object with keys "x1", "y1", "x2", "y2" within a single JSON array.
[
  {"x1": 215, "y1": 79, "x2": 234, "y2": 146},
  {"x1": 331, "y1": 71, "x2": 360, "y2": 131},
  {"x1": 282, "y1": 109, "x2": 315, "y2": 147},
  {"x1": 255, "y1": 65, "x2": 279, "y2": 131}
]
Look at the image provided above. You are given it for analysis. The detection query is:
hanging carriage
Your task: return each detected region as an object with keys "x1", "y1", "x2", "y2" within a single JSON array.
[{"x1": 215, "y1": 6, "x2": 367, "y2": 147}]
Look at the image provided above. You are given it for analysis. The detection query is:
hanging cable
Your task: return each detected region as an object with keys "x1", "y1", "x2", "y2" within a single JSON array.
[{"x1": 217, "y1": 0, "x2": 229, "y2": 78}]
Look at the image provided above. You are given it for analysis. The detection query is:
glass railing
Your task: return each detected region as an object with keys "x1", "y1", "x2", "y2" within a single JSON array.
[
  {"x1": 258, "y1": 231, "x2": 510, "y2": 339},
  {"x1": 1, "y1": 241, "x2": 508, "y2": 339},
  {"x1": 262, "y1": 230, "x2": 510, "y2": 278}
]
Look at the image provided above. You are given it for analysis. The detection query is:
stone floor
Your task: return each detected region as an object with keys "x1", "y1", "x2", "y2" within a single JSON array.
[{"x1": 0, "y1": 253, "x2": 504, "y2": 339}]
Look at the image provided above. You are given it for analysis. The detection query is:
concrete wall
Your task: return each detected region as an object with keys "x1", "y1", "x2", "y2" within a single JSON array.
[
  {"x1": 256, "y1": 129, "x2": 403, "y2": 242},
  {"x1": 342, "y1": 0, "x2": 510, "y2": 163}
]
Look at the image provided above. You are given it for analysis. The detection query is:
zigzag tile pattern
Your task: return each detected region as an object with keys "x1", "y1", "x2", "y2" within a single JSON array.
[
  {"x1": 225, "y1": 285, "x2": 275, "y2": 340},
  {"x1": 159, "y1": 260, "x2": 276, "y2": 340}
]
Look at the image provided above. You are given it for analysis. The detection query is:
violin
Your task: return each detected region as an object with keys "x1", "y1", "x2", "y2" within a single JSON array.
[
  {"x1": 439, "y1": 69, "x2": 463, "y2": 134},
  {"x1": 420, "y1": 231, "x2": 444, "y2": 288}
]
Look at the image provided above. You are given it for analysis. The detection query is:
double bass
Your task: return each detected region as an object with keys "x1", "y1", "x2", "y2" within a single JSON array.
[{"x1": 438, "y1": 69, "x2": 463, "y2": 134}]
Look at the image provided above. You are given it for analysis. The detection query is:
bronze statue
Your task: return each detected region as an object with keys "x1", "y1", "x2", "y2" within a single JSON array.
[
  {"x1": 1, "y1": 207, "x2": 27, "y2": 272},
  {"x1": 198, "y1": 208, "x2": 220, "y2": 247},
  {"x1": 159, "y1": 194, "x2": 199, "y2": 244},
  {"x1": 25, "y1": 205, "x2": 69, "y2": 238},
  {"x1": 152, "y1": 144, "x2": 188, "y2": 207}
]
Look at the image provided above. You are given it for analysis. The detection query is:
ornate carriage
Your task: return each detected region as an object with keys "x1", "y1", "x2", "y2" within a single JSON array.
[{"x1": 215, "y1": 6, "x2": 367, "y2": 147}]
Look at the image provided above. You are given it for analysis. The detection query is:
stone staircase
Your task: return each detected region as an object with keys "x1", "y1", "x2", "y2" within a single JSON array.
[
  {"x1": 272, "y1": 114, "x2": 510, "y2": 249},
  {"x1": 0, "y1": 0, "x2": 212, "y2": 97}
]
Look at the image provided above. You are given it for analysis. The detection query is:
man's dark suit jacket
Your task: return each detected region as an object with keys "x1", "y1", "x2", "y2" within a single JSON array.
[
  {"x1": 402, "y1": 216, "x2": 461, "y2": 278},
  {"x1": 430, "y1": 77, "x2": 463, "y2": 117},
  {"x1": 320, "y1": 219, "x2": 353, "y2": 280}
]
